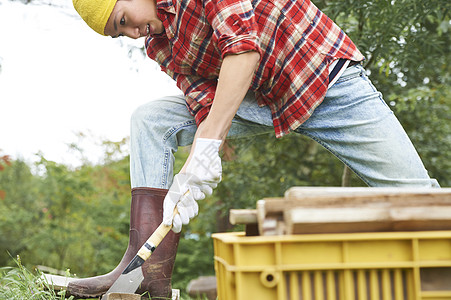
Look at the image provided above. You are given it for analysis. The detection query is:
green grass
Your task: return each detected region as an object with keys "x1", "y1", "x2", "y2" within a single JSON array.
[
  {"x1": 0, "y1": 256, "x2": 74, "y2": 300},
  {"x1": 0, "y1": 256, "x2": 213, "y2": 300}
]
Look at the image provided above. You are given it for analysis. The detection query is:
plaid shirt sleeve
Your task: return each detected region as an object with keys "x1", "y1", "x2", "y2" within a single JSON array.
[
  {"x1": 162, "y1": 66, "x2": 216, "y2": 125},
  {"x1": 203, "y1": 0, "x2": 262, "y2": 58}
]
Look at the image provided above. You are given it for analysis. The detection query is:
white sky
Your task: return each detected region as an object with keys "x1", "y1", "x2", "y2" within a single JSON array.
[{"x1": 0, "y1": 0, "x2": 181, "y2": 166}]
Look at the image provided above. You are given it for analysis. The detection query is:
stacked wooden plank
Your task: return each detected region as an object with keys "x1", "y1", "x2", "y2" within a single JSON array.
[{"x1": 229, "y1": 187, "x2": 451, "y2": 236}]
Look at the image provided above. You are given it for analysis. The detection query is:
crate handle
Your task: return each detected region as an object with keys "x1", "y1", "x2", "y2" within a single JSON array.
[{"x1": 260, "y1": 269, "x2": 280, "y2": 288}]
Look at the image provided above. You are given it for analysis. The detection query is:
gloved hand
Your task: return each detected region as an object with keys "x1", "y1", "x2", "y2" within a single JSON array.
[
  {"x1": 163, "y1": 138, "x2": 222, "y2": 233},
  {"x1": 163, "y1": 173, "x2": 206, "y2": 233},
  {"x1": 185, "y1": 138, "x2": 222, "y2": 195}
]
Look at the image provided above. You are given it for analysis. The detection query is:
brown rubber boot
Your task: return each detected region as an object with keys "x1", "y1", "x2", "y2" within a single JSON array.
[{"x1": 67, "y1": 187, "x2": 180, "y2": 299}]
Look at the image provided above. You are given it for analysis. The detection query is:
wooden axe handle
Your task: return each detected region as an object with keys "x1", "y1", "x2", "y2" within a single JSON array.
[{"x1": 136, "y1": 207, "x2": 179, "y2": 261}]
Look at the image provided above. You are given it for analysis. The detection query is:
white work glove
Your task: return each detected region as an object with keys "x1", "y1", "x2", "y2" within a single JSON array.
[
  {"x1": 163, "y1": 138, "x2": 222, "y2": 233},
  {"x1": 185, "y1": 138, "x2": 222, "y2": 195},
  {"x1": 163, "y1": 173, "x2": 205, "y2": 233}
]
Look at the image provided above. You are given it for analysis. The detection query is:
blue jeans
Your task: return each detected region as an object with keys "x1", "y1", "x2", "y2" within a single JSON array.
[{"x1": 130, "y1": 65, "x2": 439, "y2": 188}]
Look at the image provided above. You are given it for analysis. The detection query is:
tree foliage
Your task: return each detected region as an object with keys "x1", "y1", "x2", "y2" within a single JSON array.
[
  {"x1": 0, "y1": 144, "x2": 132, "y2": 276},
  {"x1": 321, "y1": 0, "x2": 451, "y2": 187}
]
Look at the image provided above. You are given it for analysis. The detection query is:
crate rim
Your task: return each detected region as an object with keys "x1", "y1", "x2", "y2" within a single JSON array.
[{"x1": 212, "y1": 230, "x2": 451, "y2": 244}]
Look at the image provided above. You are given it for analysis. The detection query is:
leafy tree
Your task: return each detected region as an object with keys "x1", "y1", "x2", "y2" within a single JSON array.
[
  {"x1": 391, "y1": 85, "x2": 451, "y2": 186},
  {"x1": 0, "y1": 157, "x2": 42, "y2": 267},
  {"x1": 319, "y1": 0, "x2": 451, "y2": 186},
  {"x1": 29, "y1": 156, "x2": 97, "y2": 272},
  {"x1": 0, "y1": 139, "x2": 133, "y2": 276}
]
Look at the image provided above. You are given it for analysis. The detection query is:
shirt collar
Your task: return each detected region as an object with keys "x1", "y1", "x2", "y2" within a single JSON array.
[{"x1": 156, "y1": 0, "x2": 176, "y2": 15}]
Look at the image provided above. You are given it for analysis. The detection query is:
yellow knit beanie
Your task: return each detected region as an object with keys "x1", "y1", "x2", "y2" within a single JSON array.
[{"x1": 73, "y1": 0, "x2": 117, "y2": 36}]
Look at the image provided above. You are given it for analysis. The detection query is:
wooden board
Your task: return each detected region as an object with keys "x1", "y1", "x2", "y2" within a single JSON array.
[
  {"x1": 285, "y1": 186, "x2": 451, "y2": 198},
  {"x1": 104, "y1": 293, "x2": 140, "y2": 300},
  {"x1": 283, "y1": 187, "x2": 451, "y2": 208},
  {"x1": 229, "y1": 209, "x2": 257, "y2": 225},
  {"x1": 285, "y1": 206, "x2": 451, "y2": 234},
  {"x1": 257, "y1": 200, "x2": 286, "y2": 236},
  {"x1": 41, "y1": 273, "x2": 78, "y2": 290},
  {"x1": 263, "y1": 188, "x2": 451, "y2": 216},
  {"x1": 229, "y1": 209, "x2": 259, "y2": 235},
  {"x1": 257, "y1": 188, "x2": 451, "y2": 235}
]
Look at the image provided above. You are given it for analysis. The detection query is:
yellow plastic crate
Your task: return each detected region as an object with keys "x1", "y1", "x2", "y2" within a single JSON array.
[{"x1": 212, "y1": 231, "x2": 451, "y2": 300}]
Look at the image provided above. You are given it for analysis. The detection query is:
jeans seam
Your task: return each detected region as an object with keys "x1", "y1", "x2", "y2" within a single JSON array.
[
  {"x1": 359, "y1": 71, "x2": 392, "y2": 110},
  {"x1": 162, "y1": 120, "x2": 197, "y2": 142},
  {"x1": 161, "y1": 148, "x2": 170, "y2": 188},
  {"x1": 297, "y1": 130, "x2": 372, "y2": 186},
  {"x1": 160, "y1": 119, "x2": 197, "y2": 188}
]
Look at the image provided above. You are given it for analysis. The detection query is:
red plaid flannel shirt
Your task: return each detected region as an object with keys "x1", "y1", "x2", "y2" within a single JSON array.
[{"x1": 145, "y1": 0, "x2": 364, "y2": 138}]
